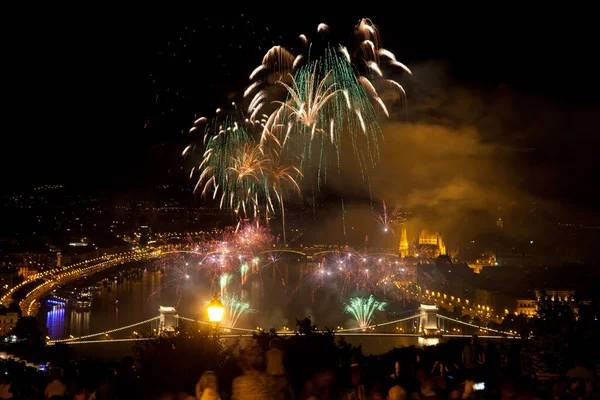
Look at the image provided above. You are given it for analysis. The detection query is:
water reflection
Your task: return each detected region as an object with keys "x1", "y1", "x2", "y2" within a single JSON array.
[
  {"x1": 42, "y1": 270, "x2": 189, "y2": 340},
  {"x1": 68, "y1": 310, "x2": 90, "y2": 338},
  {"x1": 46, "y1": 307, "x2": 65, "y2": 339}
]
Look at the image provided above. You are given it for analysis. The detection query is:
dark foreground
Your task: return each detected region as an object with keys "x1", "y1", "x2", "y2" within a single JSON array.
[{"x1": 1, "y1": 325, "x2": 599, "y2": 399}]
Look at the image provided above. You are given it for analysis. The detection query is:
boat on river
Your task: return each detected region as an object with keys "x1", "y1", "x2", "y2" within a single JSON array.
[{"x1": 47, "y1": 287, "x2": 93, "y2": 310}]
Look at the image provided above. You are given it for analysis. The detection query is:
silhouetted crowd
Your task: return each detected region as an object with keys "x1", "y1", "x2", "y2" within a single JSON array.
[{"x1": 0, "y1": 335, "x2": 598, "y2": 399}]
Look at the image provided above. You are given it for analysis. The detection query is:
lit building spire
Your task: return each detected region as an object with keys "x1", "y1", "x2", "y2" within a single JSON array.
[
  {"x1": 399, "y1": 225, "x2": 409, "y2": 258},
  {"x1": 438, "y1": 235, "x2": 447, "y2": 256}
]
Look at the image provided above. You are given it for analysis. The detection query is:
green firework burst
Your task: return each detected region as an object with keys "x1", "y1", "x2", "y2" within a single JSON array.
[
  {"x1": 344, "y1": 295, "x2": 387, "y2": 330},
  {"x1": 194, "y1": 115, "x2": 270, "y2": 218},
  {"x1": 222, "y1": 294, "x2": 257, "y2": 328},
  {"x1": 275, "y1": 46, "x2": 382, "y2": 190}
]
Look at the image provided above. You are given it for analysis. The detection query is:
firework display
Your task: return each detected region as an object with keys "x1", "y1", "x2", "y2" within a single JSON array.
[
  {"x1": 151, "y1": 221, "x2": 425, "y2": 330},
  {"x1": 186, "y1": 18, "x2": 411, "y2": 242},
  {"x1": 261, "y1": 48, "x2": 382, "y2": 193},
  {"x1": 376, "y1": 200, "x2": 402, "y2": 234},
  {"x1": 172, "y1": 19, "x2": 414, "y2": 331},
  {"x1": 192, "y1": 115, "x2": 266, "y2": 219},
  {"x1": 247, "y1": 18, "x2": 409, "y2": 125},
  {"x1": 305, "y1": 245, "x2": 415, "y2": 298},
  {"x1": 344, "y1": 295, "x2": 387, "y2": 330},
  {"x1": 250, "y1": 18, "x2": 410, "y2": 192}
]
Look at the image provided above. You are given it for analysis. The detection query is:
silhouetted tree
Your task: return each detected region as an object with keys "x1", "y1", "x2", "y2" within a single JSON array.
[
  {"x1": 525, "y1": 291, "x2": 578, "y2": 377},
  {"x1": 10, "y1": 316, "x2": 44, "y2": 345},
  {"x1": 253, "y1": 329, "x2": 278, "y2": 351},
  {"x1": 451, "y1": 305, "x2": 463, "y2": 319},
  {"x1": 133, "y1": 321, "x2": 238, "y2": 397},
  {"x1": 500, "y1": 314, "x2": 531, "y2": 338},
  {"x1": 296, "y1": 317, "x2": 316, "y2": 335},
  {"x1": 254, "y1": 318, "x2": 362, "y2": 396}
]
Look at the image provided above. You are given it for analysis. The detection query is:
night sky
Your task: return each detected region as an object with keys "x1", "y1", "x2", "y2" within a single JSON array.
[{"x1": 5, "y1": 10, "x2": 599, "y2": 214}]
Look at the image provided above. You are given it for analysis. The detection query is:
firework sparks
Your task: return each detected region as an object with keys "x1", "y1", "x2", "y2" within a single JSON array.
[
  {"x1": 221, "y1": 294, "x2": 257, "y2": 328},
  {"x1": 219, "y1": 273, "x2": 232, "y2": 298},
  {"x1": 189, "y1": 113, "x2": 273, "y2": 219},
  {"x1": 247, "y1": 19, "x2": 410, "y2": 121},
  {"x1": 245, "y1": 18, "x2": 411, "y2": 193},
  {"x1": 317, "y1": 23, "x2": 330, "y2": 34},
  {"x1": 276, "y1": 63, "x2": 341, "y2": 133},
  {"x1": 344, "y1": 295, "x2": 387, "y2": 331},
  {"x1": 240, "y1": 262, "x2": 249, "y2": 285},
  {"x1": 265, "y1": 149, "x2": 302, "y2": 244},
  {"x1": 376, "y1": 201, "x2": 402, "y2": 234},
  {"x1": 262, "y1": 48, "x2": 382, "y2": 193}
]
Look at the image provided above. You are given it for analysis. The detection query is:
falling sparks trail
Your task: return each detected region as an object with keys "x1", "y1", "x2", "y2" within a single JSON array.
[{"x1": 341, "y1": 199, "x2": 347, "y2": 237}]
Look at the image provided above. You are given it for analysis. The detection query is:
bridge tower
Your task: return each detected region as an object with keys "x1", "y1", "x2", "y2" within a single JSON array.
[
  {"x1": 159, "y1": 306, "x2": 178, "y2": 332},
  {"x1": 418, "y1": 304, "x2": 440, "y2": 346}
]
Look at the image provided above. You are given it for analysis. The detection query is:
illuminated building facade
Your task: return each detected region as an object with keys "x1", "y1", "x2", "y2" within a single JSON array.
[
  {"x1": 417, "y1": 229, "x2": 447, "y2": 258},
  {"x1": 0, "y1": 268, "x2": 18, "y2": 292},
  {"x1": 5, "y1": 251, "x2": 61, "y2": 276},
  {"x1": 517, "y1": 290, "x2": 576, "y2": 318},
  {"x1": 516, "y1": 299, "x2": 537, "y2": 317},
  {"x1": 419, "y1": 229, "x2": 438, "y2": 245},
  {"x1": 398, "y1": 228, "x2": 449, "y2": 259},
  {"x1": 467, "y1": 251, "x2": 497, "y2": 274},
  {"x1": 535, "y1": 289, "x2": 575, "y2": 303},
  {"x1": 0, "y1": 311, "x2": 18, "y2": 335}
]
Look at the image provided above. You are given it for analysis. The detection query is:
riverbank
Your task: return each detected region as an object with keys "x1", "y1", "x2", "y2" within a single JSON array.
[{"x1": 19, "y1": 251, "x2": 155, "y2": 316}]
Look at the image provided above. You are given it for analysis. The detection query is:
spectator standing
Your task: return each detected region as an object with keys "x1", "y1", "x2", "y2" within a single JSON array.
[
  {"x1": 44, "y1": 370, "x2": 66, "y2": 400},
  {"x1": 387, "y1": 385, "x2": 406, "y2": 400},
  {"x1": 231, "y1": 346, "x2": 275, "y2": 400},
  {"x1": 0, "y1": 375, "x2": 12, "y2": 399},
  {"x1": 340, "y1": 367, "x2": 366, "y2": 400},
  {"x1": 266, "y1": 338, "x2": 292, "y2": 399},
  {"x1": 195, "y1": 371, "x2": 221, "y2": 400},
  {"x1": 462, "y1": 335, "x2": 484, "y2": 381},
  {"x1": 300, "y1": 368, "x2": 333, "y2": 400}
]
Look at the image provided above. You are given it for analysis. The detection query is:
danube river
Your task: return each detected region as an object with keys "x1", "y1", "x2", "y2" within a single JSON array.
[
  {"x1": 41, "y1": 259, "x2": 345, "y2": 340},
  {"x1": 40, "y1": 259, "x2": 420, "y2": 356}
]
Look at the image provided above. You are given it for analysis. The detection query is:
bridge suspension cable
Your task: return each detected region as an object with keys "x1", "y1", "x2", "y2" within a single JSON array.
[
  {"x1": 54, "y1": 338, "x2": 155, "y2": 345},
  {"x1": 437, "y1": 314, "x2": 513, "y2": 336},
  {"x1": 49, "y1": 316, "x2": 161, "y2": 344},
  {"x1": 46, "y1": 313, "x2": 518, "y2": 346},
  {"x1": 337, "y1": 313, "x2": 421, "y2": 332},
  {"x1": 176, "y1": 316, "x2": 258, "y2": 333}
]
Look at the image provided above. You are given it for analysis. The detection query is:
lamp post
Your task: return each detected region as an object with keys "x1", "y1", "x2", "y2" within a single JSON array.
[{"x1": 207, "y1": 293, "x2": 224, "y2": 335}]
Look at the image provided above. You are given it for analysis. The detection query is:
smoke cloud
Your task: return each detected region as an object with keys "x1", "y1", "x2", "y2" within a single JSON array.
[{"x1": 302, "y1": 61, "x2": 599, "y2": 252}]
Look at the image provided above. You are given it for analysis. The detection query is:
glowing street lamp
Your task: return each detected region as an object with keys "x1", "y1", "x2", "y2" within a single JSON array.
[{"x1": 207, "y1": 293, "x2": 224, "y2": 326}]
